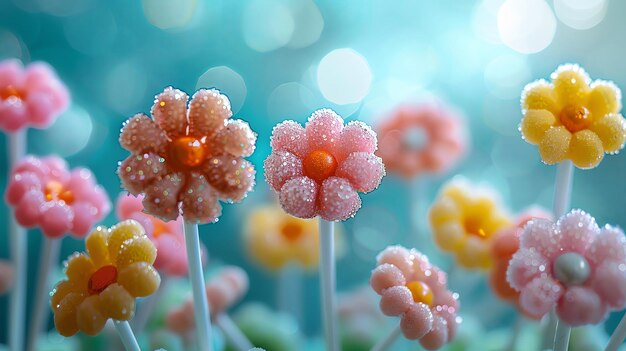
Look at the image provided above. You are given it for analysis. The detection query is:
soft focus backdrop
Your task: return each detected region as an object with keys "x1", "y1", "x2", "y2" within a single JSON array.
[{"x1": 1, "y1": 0, "x2": 625, "y2": 348}]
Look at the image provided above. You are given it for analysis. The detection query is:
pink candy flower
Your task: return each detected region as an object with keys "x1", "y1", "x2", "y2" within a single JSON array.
[
  {"x1": 507, "y1": 209, "x2": 626, "y2": 326},
  {"x1": 166, "y1": 266, "x2": 249, "y2": 335},
  {"x1": 370, "y1": 246, "x2": 460, "y2": 350},
  {"x1": 264, "y1": 109, "x2": 385, "y2": 221},
  {"x1": 0, "y1": 59, "x2": 69, "y2": 132},
  {"x1": 376, "y1": 103, "x2": 466, "y2": 179},
  {"x1": 5, "y1": 155, "x2": 110, "y2": 238},
  {"x1": 118, "y1": 87, "x2": 256, "y2": 224},
  {"x1": 116, "y1": 193, "x2": 205, "y2": 277}
]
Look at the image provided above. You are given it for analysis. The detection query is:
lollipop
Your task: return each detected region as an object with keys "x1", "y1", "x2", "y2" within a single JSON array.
[
  {"x1": 506, "y1": 209, "x2": 626, "y2": 350},
  {"x1": 51, "y1": 220, "x2": 160, "y2": 351},
  {"x1": 370, "y1": 246, "x2": 460, "y2": 350},
  {"x1": 1, "y1": 59, "x2": 69, "y2": 351},
  {"x1": 264, "y1": 109, "x2": 385, "y2": 351},
  {"x1": 428, "y1": 177, "x2": 511, "y2": 270},
  {"x1": 118, "y1": 86, "x2": 257, "y2": 351}
]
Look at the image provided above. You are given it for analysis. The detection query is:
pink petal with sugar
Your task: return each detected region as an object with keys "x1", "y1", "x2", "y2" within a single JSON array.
[
  {"x1": 180, "y1": 173, "x2": 221, "y2": 224},
  {"x1": 305, "y1": 109, "x2": 343, "y2": 152},
  {"x1": 507, "y1": 248, "x2": 549, "y2": 290},
  {"x1": 12, "y1": 156, "x2": 47, "y2": 179},
  {"x1": 40, "y1": 202, "x2": 73, "y2": 238},
  {"x1": 435, "y1": 307, "x2": 459, "y2": 340},
  {"x1": 118, "y1": 153, "x2": 167, "y2": 195},
  {"x1": 0, "y1": 101, "x2": 27, "y2": 132},
  {"x1": 15, "y1": 189, "x2": 44, "y2": 227},
  {"x1": 376, "y1": 246, "x2": 414, "y2": 278},
  {"x1": 150, "y1": 87, "x2": 188, "y2": 138},
  {"x1": 188, "y1": 88, "x2": 232, "y2": 137},
  {"x1": 270, "y1": 120, "x2": 309, "y2": 158},
  {"x1": 154, "y1": 234, "x2": 188, "y2": 276},
  {"x1": 142, "y1": 173, "x2": 185, "y2": 221},
  {"x1": 26, "y1": 92, "x2": 57, "y2": 127},
  {"x1": 520, "y1": 218, "x2": 561, "y2": 259},
  {"x1": 116, "y1": 193, "x2": 145, "y2": 219},
  {"x1": 587, "y1": 225, "x2": 626, "y2": 267},
  {"x1": 5, "y1": 172, "x2": 41, "y2": 206},
  {"x1": 318, "y1": 176, "x2": 361, "y2": 221},
  {"x1": 370, "y1": 263, "x2": 406, "y2": 294},
  {"x1": 335, "y1": 152, "x2": 385, "y2": 193},
  {"x1": 41, "y1": 156, "x2": 69, "y2": 183},
  {"x1": 336, "y1": 120, "x2": 377, "y2": 161},
  {"x1": 379, "y1": 285, "x2": 413, "y2": 316},
  {"x1": 400, "y1": 303, "x2": 433, "y2": 340},
  {"x1": 519, "y1": 276, "x2": 562, "y2": 319},
  {"x1": 557, "y1": 286, "x2": 605, "y2": 326},
  {"x1": 119, "y1": 114, "x2": 168, "y2": 154},
  {"x1": 590, "y1": 260, "x2": 626, "y2": 309},
  {"x1": 556, "y1": 209, "x2": 599, "y2": 255},
  {"x1": 0, "y1": 59, "x2": 22, "y2": 87},
  {"x1": 419, "y1": 315, "x2": 448, "y2": 350},
  {"x1": 204, "y1": 156, "x2": 255, "y2": 202},
  {"x1": 278, "y1": 176, "x2": 318, "y2": 219},
  {"x1": 70, "y1": 202, "x2": 98, "y2": 237},
  {"x1": 263, "y1": 151, "x2": 303, "y2": 192},
  {"x1": 215, "y1": 119, "x2": 257, "y2": 157}
]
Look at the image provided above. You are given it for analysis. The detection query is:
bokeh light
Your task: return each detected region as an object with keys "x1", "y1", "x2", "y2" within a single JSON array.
[
  {"x1": 554, "y1": 0, "x2": 607, "y2": 30},
  {"x1": 63, "y1": 5, "x2": 117, "y2": 55},
  {"x1": 142, "y1": 0, "x2": 198, "y2": 30},
  {"x1": 104, "y1": 59, "x2": 148, "y2": 115},
  {"x1": 316, "y1": 48, "x2": 372, "y2": 105},
  {"x1": 472, "y1": 0, "x2": 504, "y2": 44},
  {"x1": 42, "y1": 104, "x2": 93, "y2": 157},
  {"x1": 196, "y1": 66, "x2": 247, "y2": 114},
  {"x1": 497, "y1": 0, "x2": 556, "y2": 54},
  {"x1": 242, "y1": 0, "x2": 295, "y2": 52},
  {"x1": 285, "y1": 0, "x2": 324, "y2": 49},
  {"x1": 267, "y1": 82, "x2": 317, "y2": 121}
]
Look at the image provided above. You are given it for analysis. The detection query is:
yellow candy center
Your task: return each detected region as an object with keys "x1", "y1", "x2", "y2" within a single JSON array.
[
  {"x1": 0, "y1": 85, "x2": 24, "y2": 100},
  {"x1": 464, "y1": 216, "x2": 486, "y2": 238},
  {"x1": 560, "y1": 105, "x2": 591, "y2": 133},
  {"x1": 303, "y1": 150, "x2": 337, "y2": 182},
  {"x1": 44, "y1": 181, "x2": 74, "y2": 204},
  {"x1": 280, "y1": 221, "x2": 304, "y2": 241},
  {"x1": 406, "y1": 281, "x2": 434, "y2": 306},
  {"x1": 88, "y1": 265, "x2": 118, "y2": 295},
  {"x1": 169, "y1": 137, "x2": 207, "y2": 168}
]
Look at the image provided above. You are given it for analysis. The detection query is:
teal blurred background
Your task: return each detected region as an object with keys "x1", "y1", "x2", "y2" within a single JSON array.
[{"x1": 0, "y1": 0, "x2": 625, "y2": 349}]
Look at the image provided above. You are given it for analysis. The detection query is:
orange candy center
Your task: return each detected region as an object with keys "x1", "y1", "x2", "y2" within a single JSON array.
[
  {"x1": 406, "y1": 281, "x2": 434, "y2": 306},
  {"x1": 280, "y1": 221, "x2": 304, "y2": 241},
  {"x1": 88, "y1": 265, "x2": 118, "y2": 295},
  {"x1": 44, "y1": 181, "x2": 74, "y2": 204},
  {"x1": 0, "y1": 85, "x2": 24, "y2": 100},
  {"x1": 560, "y1": 105, "x2": 591, "y2": 133},
  {"x1": 464, "y1": 216, "x2": 486, "y2": 238},
  {"x1": 303, "y1": 150, "x2": 337, "y2": 182},
  {"x1": 152, "y1": 220, "x2": 169, "y2": 239},
  {"x1": 169, "y1": 137, "x2": 207, "y2": 168}
]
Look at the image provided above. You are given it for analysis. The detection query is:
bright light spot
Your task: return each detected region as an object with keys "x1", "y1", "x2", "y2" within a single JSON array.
[
  {"x1": 497, "y1": 0, "x2": 556, "y2": 54},
  {"x1": 484, "y1": 54, "x2": 530, "y2": 99},
  {"x1": 267, "y1": 82, "x2": 316, "y2": 121},
  {"x1": 0, "y1": 30, "x2": 27, "y2": 61},
  {"x1": 286, "y1": 0, "x2": 324, "y2": 48},
  {"x1": 196, "y1": 66, "x2": 247, "y2": 114},
  {"x1": 317, "y1": 48, "x2": 372, "y2": 105},
  {"x1": 44, "y1": 105, "x2": 93, "y2": 157},
  {"x1": 142, "y1": 0, "x2": 197, "y2": 29},
  {"x1": 472, "y1": 0, "x2": 505, "y2": 43},
  {"x1": 554, "y1": 0, "x2": 607, "y2": 30},
  {"x1": 63, "y1": 6, "x2": 117, "y2": 55},
  {"x1": 242, "y1": 0, "x2": 295, "y2": 52},
  {"x1": 104, "y1": 60, "x2": 148, "y2": 115}
]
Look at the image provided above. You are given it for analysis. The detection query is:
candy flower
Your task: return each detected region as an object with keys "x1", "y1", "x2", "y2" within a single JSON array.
[
  {"x1": 116, "y1": 193, "x2": 205, "y2": 276},
  {"x1": 370, "y1": 246, "x2": 460, "y2": 350},
  {"x1": 230, "y1": 303, "x2": 302, "y2": 351},
  {"x1": 0, "y1": 59, "x2": 69, "y2": 132},
  {"x1": 507, "y1": 209, "x2": 626, "y2": 326},
  {"x1": 244, "y1": 203, "x2": 320, "y2": 271},
  {"x1": 166, "y1": 266, "x2": 249, "y2": 334},
  {"x1": 51, "y1": 220, "x2": 161, "y2": 336},
  {"x1": 376, "y1": 103, "x2": 466, "y2": 178},
  {"x1": 428, "y1": 177, "x2": 511, "y2": 270},
  {"x1": 264, "y1": 109, "x2": 385, "y2": 221},
  {"x1": 5, "y1": 155, "x2": 110, "y2": 238},
  {"x1": 489, "y1": 208, "x2": 551, "y2": 312},
  {"x1": 0, "y1": 260, "x2": 13, "y2": 295},
  {"x1": 118, "y1": 87, "x2": 256, "y2": 224},
  {"x1": 520, "y1": 64, "x2": 626, "y2": 169}
]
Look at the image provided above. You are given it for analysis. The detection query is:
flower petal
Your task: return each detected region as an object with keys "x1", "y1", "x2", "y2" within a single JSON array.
[
  {"x1": 557, "y1": 287, "x2": 605, "y2": 326},
  {"x1": 118, "y1": 153, "x2": 168, "y2": 196},
  {"x1": 457, "y1": 236, "x2": 491, "y2": 270},
  {"x1": 263, "y1": 151, "x2": 303, "y2": 192},
  {"x1": 40, "y1": 202, "x2": 74, "y2": 238},
  {"x1": 590, "y1": 113, "x2": 626, "y2": 153},
  {"x1": 119, "y1": 114, "x2": 169, "y2": 155},
  {"x1": 70, "y1": 202, "x2": 99, "y2": 237},
  {"x1": 336, "y1": 120, "x2": 377, "y2": 161},
  {"x1": 270, "y1": 120, "x2": 308, "y2": 158},
  {"x1": 150, "y1": 87, "x2": 188, "y2": 139},
  {"x1": 53, "y1": 292, "x2": 86, "y2": 337},
  {"x1": 507, "y1": 248, "x2": 550, "y2": 290},
  {"x1": 376, "y1": 245, "x2": 414, "y2": 278},
  {"x1": 551, "y1": 64, "x2": 591, "y2": 107},
  {"x1": 370, "y1": 263, "x2": 406, "y2": 294},
  {"x1": 5, "y1": 171, "x2": 41, "y2": 206},
  {"x1": 568, "y1": 129, "x2": 604, "y2": 169},
  {"x1": 142, "y1": 172, "x2": 185, "y2": 222},
  {"x1": 204, "y1": 156, "x2": 255, "y2": 202},
  {"x1": 419, "y1": 315, "x2": 448, "y2": 350},
  {"x1": 116, "y1": 236, "x2": 157, "y2": 268},
  {"x1": 518, "y1": 276, "x2": 562, "y2": 319},
  {"x1": 14, "y1": 189, "x2": 44, "y2": 227},
  {"x1": 77, "y1": 295, "x2": 107, "y2": 336},
  {"x1": 521, "y1": 79, "x2": 559, "y2": 115},
  {"x1": 379, "y1": 285, "x2": 413, "y2": 316},
  {"x1": 0, "y1": 59, "x2": 23, "y2": 87},
  {"x1": 400, "y1": 303, "x2": 433, "y2": 340},
  {"x1": 99, "y1": 283, "x2": 135, "y2": 320},
  {"x1": 107, "y1": 220, "x2": 145, "y2": 261},
  {"x1": 335, "y1": 152, "x2": 385, "y2": 193},
  {"x1": 86, "y1": 226, "x2": 110, "y2": 267},
  {"x1": 432, "y1": 221, "x2": 465, "y2": 252},
  {"x1": 64, "y1": 253, "x2": 95, "y2": 292},
  {"x1": 319, "y1": 176, "x2": 361, "y2": 221},
  {"x1": 519, "y1": 218, "x2": 560, "y2": 258},
  {"x1": 520, "y1": 109, "x2": 557, "y2": 145},
  {"x1": 117, "y1": 261, "x2": 160, "y2": 297},
  {"x1": 50, "y1": 280, "x2": 78, "y2": 312},
  {"x1": 591, "y1": 260, "x2": 626, "y2": 310},
  {"x1": 213, "y1": 119, "x2": 256, "y2": 157},
  {"x1": 556, "y1": 209, "x2": 599, "y2": 254},
  {"x1": 305, "y1": 109, "x2": 343, "y2": 152},
  {"x1": 428, "y1": 196, "x2": 461, "y2": 227},
  {"x1": 181, "y1": 173, "x2": 221, "y2": 224},
  {"x1": 588, "y1": 225, "x2": 626, "y2": 266},
  {"x1": 587, "y1": 81, "x2": 622, "y2": 119},
  {"x1": 278, "y1": 176, "x2": 318, "y2": 219},
  {"x1": 188, "y1": 88, "x2": 231, "y2": 137},
  {"x1": 538, "y1": 126, "x2": 571, "y2": 165}
]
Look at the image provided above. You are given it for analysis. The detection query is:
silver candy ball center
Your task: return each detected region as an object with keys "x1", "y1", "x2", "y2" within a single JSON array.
[{"x1": 553, "y1": 252, "x2": 590, "y2": 286}]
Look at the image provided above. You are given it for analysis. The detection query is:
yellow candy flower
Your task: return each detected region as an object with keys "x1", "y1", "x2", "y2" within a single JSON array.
[
  {"x1": 428, "y1": 178, "x2": 512, "y2": 270},
  {"x1": 244, "y1": 204, "x2": 320, "y2": 271},
  {"x1": 51, "y1": 220, "x2": 160, "y2": 337},
  {"x1": 520, "y1": 64, "x2": 626, "y2": 169}
]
